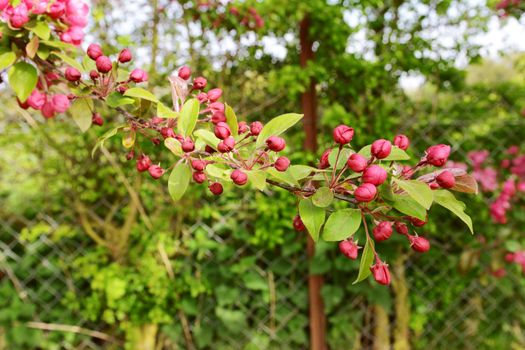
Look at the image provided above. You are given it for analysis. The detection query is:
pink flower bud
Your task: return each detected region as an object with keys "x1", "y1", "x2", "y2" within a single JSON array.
[
  {"x1": 409, "y1": 216, "x2": 427, "y2": 227},
  {"x1": 126, "y1": 150, "x2": 135, "y2": 161},
  {"x1": 347, "y1": 153, "x2": 367, "y2": 172},
  {"x1": 371, "y1": 139, "x2": 392, "y2": 159},
  {"x1": 48, "y1": 1, "x2": 65, "y2": 19},
  {"x1": 394, "y1": 222, "x2": 409, "y2": 235},
  {"x1": 148, "y1": 165, "x2": 165, "y2": 179},
  {"x1": 41, "y1": 101, "x2": 56, "y2": 119},
  {"x1": 92, "y1": 112, "x2": 103, "y2": 126},
  {"x1": 214, "y1": 122, "x2": 231, "y2": 140},
  {"x1": 118, "y1": 48, "x2": 132, "y2": 63},
  {"x1": 425, "y1": 144, "x2": 451, "y2": 167},
  {"x1": 197, "y1": 92, "x2": 208, "y2": 103},
  {"x1": 250, "y1": 121, "x2": 263, "y2": 136},
  {"x1": 181, "y1": 138, "x2": 195, "y2": 153},
  {"x1": 402, "y1": 165, "x2": 414, "y2": 179},
  {"x1": 266, "y1": 136, "x2": 286, "y2": 152},
  {"x1": 333, "y1": 125, "x2": 354, "y2": 145},
  {"x1": 160, "y1": 127, "x2": 176, "y2": 139},
  {"x1": 371, "y1": 259, "x2": 391, "y2": 285},
  {"x1": 193, "y1": 77, "x2": 207, "y2": 90},
  {"x1": 65, "y1": 67, "x2": 81, "y2": 82},
  {"x1": 191, "y1": 160, "x2": 207, "y2": 171},
  {"x1": 393, "y1": 134, "x2": 410, "y2": 150},
  {"x1": 429, "y1": 182, "x2": 439, "y2": 190},
  {"x1": 217, "y1": 136, "x2": 235, "y2": 153},
  {"x1": 207, "y1": 88, "x2": 222, "y2": 102},
  {"x1": 87, "y1": 43, "x2": 103, "y2": 60},
  {"x1": 436, "y1": 170, "x2": 455, "y2": 189},
  {"x1": 136, "y1": 155, "x2": 151, "y2": 172},
  {"x1": 339, "y1": 239, "x2": 360, "y2": 260},
  {"x1": 354, "y1": 183, "x2": 377, "y2": 202},
  {"x1": 319, "y1": 149, "x2": 331, "y2": 169},
  {"x1": 17, "y1": 98, "x2": 29, "y2": 110},
  {"x1": 209, "y1": 101, "x2": 225, "y2": 113},
  {"x1": 89, "y1": 70, "x2": 100, "y2": 80},
  {"x1": 231, "y1": 169, "x2": 248, "y2": 186},
  {"x1": 95, "y1": 56, "x2": 112, "y2": 73},
  {"x1": 293, "y1": 215, "x2": 305, "y2": 231},
  {"x1": 211, "y1": 111, "x2": 226, "y2": 124},
  {"x1": 362, "y1": 165, "x2": 387, "y2": 186},
  {"x1": 505, "y1": 253, "x2": 515, "y2": 263},
  {"x1": 10, "y1": 4, "x2": 29, "y2": 28},
  {"x1": 27, "y1": 90, "x2": 46, "y2": 110},
  {"x1": 209, "y1": 182, "x2": 224, "y2": 195},
  {"x1": 193, "y1": 171, "x2": 207, "y2": 184},
  {"x1": 275, "y1": 156, "x2": 290, "y2": 172},
  {"x1": 410, "y1": 236, "x2": 430, "y2": 253},
  {"x1": 178, "y1": 66, "x2": 191, "y2": 80},
  {"x1": 51, "y1": 94, "x2": 71, "y2": 113},
  {"x1": 238, "y1": 121, "x2": 249, "y2": 134},
  {"x1": 373, "y1": 222, "x2": 393, "y2": 242},
  {"x1": 129, "y1": 69, "x2": 148, "y2": 83}
]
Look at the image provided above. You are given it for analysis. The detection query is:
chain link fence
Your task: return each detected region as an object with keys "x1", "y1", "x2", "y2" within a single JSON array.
[{"x1": 1, "y1": 100, "x2": 525, "y2": 349}]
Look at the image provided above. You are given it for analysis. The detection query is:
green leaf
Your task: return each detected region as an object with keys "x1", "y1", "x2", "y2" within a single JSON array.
[
  {"x1": 51, "y1": 52, "x2": 84, "y2": 72},
  {"x1": 328, "y1": 148, "x2": 353, "y2": 170},
  {"x1": 68, "y1": 97, "x2": 94, "y2": 132},
  {"x1": 164, "y1": 138, "x2": 183, "y2": 156},
  {"x1": 206, "y1": 164, "x2": 229, "y2": 180},
  {"x1": 0, "y1": 52, "x2": 16, "y2": 70},
  {"x1": 8, "y1": 62, "x2": 38, "y2": 101},
  {"x1": 124, "y1": 87, "x2": 159, "y2": 102},
  {"x1": 168, "y1": 163, "x2": 191, "y2": 201},
  {"x1": 433, "y1": 190, "x2": 473, "y2": 234},
  {"x1": 177, "y1": 98, "x2": 200, "y2": 136},
  {"x1": 353, "y1": 239, "x2": 375, "y2": 284},
  {"x1": 255, "y1": 113, "x2": 303, "y2": 148},
  {"x1": 194, "y1": 129, "x2": 220, "y2": 148},
  {"x1": 359, "y1": 145, "x2": 410, "y2": 161},
  {"x1": 248, "y1": 170, "x2": 267, "y2": 191},
  {"x1": 106, "y1": 92, "x2": 135, "y2": 108},
  {"x1": 288, "y1": 165, "x2": 316, "y2": 181},
  {"x1": 26, "y1": 21, "x2": 51, "y2": 40},
  {"x1": 393, "y1": 178, "x2": 433, "y2": 210},
  {"x1": 322, "y1": 209, "x2": 361, "y2": 241},
  {"x1": 311, "y1": 187, "x2": 334, "y2": 207},
  {"x1": 225, "y1": 104, "x2": 239, "y2": 136},
  {"x1": 390, "y1": 194, "x2": 427, "y2": 220},
  {"x1": 91, "y1": 125, "x2": 125, "y2": 157},
  {"x1": 266, "y1": 168, "x2": 299, "y2": 186},
  {"x1": 298, "y1": 198, "x2": 326, "y2": 242},
  {"x1": 157, "y1": 102, "x2": 178, "y2": 118}
]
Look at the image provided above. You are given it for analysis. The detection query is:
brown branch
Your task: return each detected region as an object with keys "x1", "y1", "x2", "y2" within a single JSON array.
[
  {"x1": 26, "y1": 321, "x2": 118, "y2": 343},
  {"x1": 265, "y1": 179, "x2": 357, "y2": 204},
  {"x1": 74, "y1": 201, "x2": 109, "y2": 247}
]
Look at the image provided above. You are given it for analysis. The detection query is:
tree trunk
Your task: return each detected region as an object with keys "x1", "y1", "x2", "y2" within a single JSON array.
[
  {"x1": 392, "y1": 256, "x2": 410, "y2": 350},
  {"x1": 373, "y1": 304, "x2": 391, "y2": 350},
  {"x1": 127, "y1": 324, "x2": 158, "y2": 350},
  {"x1": 300, "y1": 15, "x2": 326, "y2": 350}
]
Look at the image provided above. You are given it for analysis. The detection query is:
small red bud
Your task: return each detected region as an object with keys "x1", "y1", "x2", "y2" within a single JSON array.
[
  {"x1": 95, "y1": 56, "x2": 112, "y2": 73},
  {"x1": 160, "y1": 127, "x2": 176, "y2": 139},
  {"x1": 373, "y1": 222, "x2": 393, "y2": 242},
  {"x1": 181, "y1": 138, "x2": 195, "y2": 153},
  {"x1": 371, "y1": 259, "x2": 391, "y2": 285},
  {"x1": 192, "y1": 171, "x2": 207, "y2": 183},
  {"x1": 65, "y1": 67, "x2": 81, "y2": 82},
  {"x1": 371, "y1": 139, "x2": 392, "y2": 159},
  {"x1": 274, "y1": 156, "x2": 291, "y2": 172},
  {"x1": 209, "y1": 182, "x2": 224, "y2": 195},
  {"x1": 193, "y1": 76, "x2": 207, "y2": 90},
  {"x1": 87, "y1": 43, "x2": 103, "y2": 60},
  {"x1": 410, "y1": 236, "x2": 430, "y2": 253},
  {"x1": 293, "y1": 215, "x2": 305, "y2": 231},
  {"x1": 118, "y1": 48, "x2": 132, "y2": 63},
  {"x1": 394, "y1": 222, "x2": 409, "y2": 235},
  {"x1": 333, "y1": 125, "x2": 354, "y2": 145},
  {"x1": 217, "y1": 136, "x2": 235, "y2": 153},
  {"x1": 424, "y1": 144, "x2": 451, "y2": 167},
  {"x1": 207, "y1": 88, "x2": 222, "y2": 102},
  {"x1": 238, "y1": 121, "x2": 249, "y2": 134},
  {"x1": 178, "y1": 66, "x2": 191, "y2": 80},
  {"x1": 409, "y1": 216, "x2": 427, "y2": 227},
  {"x1": 214, "y1": 122, "x2": 231, "y2": 140},
  {"x1": 191, "y1": 160, "x2": 207, "y2": 171},
  {"x1": 319, "y1": 149, "x2": 332, "y2": 169},
  {"x1": 266, "y1": 136, "x2": 286, "y2": 152},
  {"x1": 230, "y1": 169, "x2": 248, "y2": 186},
  {"x1": 126, "y1": 150, "x2": 135, "y2": 161},
  {"x1": 339, "y1": 239, "x2": 360, "y2": 260},
  {"x1": 197, "y1": 92, "x2": 208, "y2": 103},
  {"x1": 362, "y1": 165, "x2": 388, "y2": 186},
  {"x1": 129, "y1": 69, "x2": 148, "y2": 83},
  {"x1": 393, "y1": 134, "x2": 410, "y2": 150},
  {"x1": 92, "y1": 112, "x2": 103, "y2": 126},
  {"x1": 250, "y1": 121, "x2": 263, "y2": 136},
  {"x1": 89, "y1": 70, "x2": 100, "y2": 80},
  {"x1": 436, "y1": 170, "x2": 455, "y2": 189},
  {"x1": 354, "y1": 183, "x2": 377, "y2": 202},
  {"x1": 136, "y1": 155, "x2": 151, "y2": 172},
  {"x1": 347, "y1": 153, "x2": 367, "y2": 172},
  {"x1": 148, "y1": 165, "x2": 165, "y2": 179}
]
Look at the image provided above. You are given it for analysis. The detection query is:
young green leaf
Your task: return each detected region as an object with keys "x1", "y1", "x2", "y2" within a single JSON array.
[
  {"x1": 106, "y1": 92, "x2": 135, "y2": 108},
  {"x1": 91, "y1": 125, "x2": 126, "y2": 157},
  {"x1": 26, "y1": 20, "x2": 51, "y2": 40},
  {"x1": 177, "y1": 98, "x2": 200, "y2": 136},
  {"x1": 328, "y1": 148, "x2": 353, "y2": 170},
  {"x1": 68, "y1": 97, "x2": 94, "y2": 132},
  {"x1": 8, "y1": 62, "x2": 38, "y2": 101},
  {"x1": 194, "y1": 129, "x2": 220, "y2": 148},
  {"x1": 311, "y1": 187, "x2": 334, "y2": 207},
  {"x1": 168, "y1": 163, "x2": 191, "y2": 201},
  {"x1": 298, "y1": 198, "x2": 326, "y2": 242},
  {"x1": 51, "y1": 52, "x2": 84, "y2": 72},
  {"x1": 322, "y1": 209, "x2": 361, "y2": 241},
  {"x1": 225, "y1": 104, "x2": 239, "y2": 136},
  {"x1": 433, "y1": 190, "x2": 474, "y2": 234},
  {"x1": 164, "y1": 138, "x2": 183, "y2": 156},
  {"x1": 393, "y1": 178, "x2": 433, "y2": 210},
  {"x1": 0, "y1": 52, "x2": 16, "y2": 70},
  {"x1": 353, "y1": 238, "x2": 375, "y2": 284},
  {"x1": 157, "y1": 102, "x2": 178, "y2": 118},
  {"x1": 248, "y1": 170, "x2": 267, "y2": 191},
  {"x1": 255, "y1": 113, "x2": 303, "y2": 148},
  {"x1": 124, "y1": 87, "x2": 159, "y2": 103},
  {"x1": 390, "y1": 194, "x2": 427, "y2": 220},
  {"x1": 288, "y1": 165, "x2": 316, "y2": 181}
]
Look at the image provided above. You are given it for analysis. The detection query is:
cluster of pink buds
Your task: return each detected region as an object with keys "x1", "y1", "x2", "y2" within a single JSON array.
[
  {"x1": 495, "y1": 0, "x2": 523, "y2": 17},
  {"x1": 20, "y1": 88, "x2": 71, "y2": 119},
  {"x1": 0, "y1": 0, "x2": 89, "y2": 45},
  {"x1": 504, "y1": 251, "x2": 525, "y2": 274}
]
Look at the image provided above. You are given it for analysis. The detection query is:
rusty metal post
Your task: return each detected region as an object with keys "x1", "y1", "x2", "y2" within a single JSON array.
[{"x1": 300, "y1": 16, "x2": 327, "y2": 350}]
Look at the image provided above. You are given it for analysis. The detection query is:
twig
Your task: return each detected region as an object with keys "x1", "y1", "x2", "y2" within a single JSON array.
[
  {"x1": 266, "y1": 179, "x2": 357, "y2": 204},
  {"x1": 26, "y1": 321, "x2": 118, "y2": 343}
]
